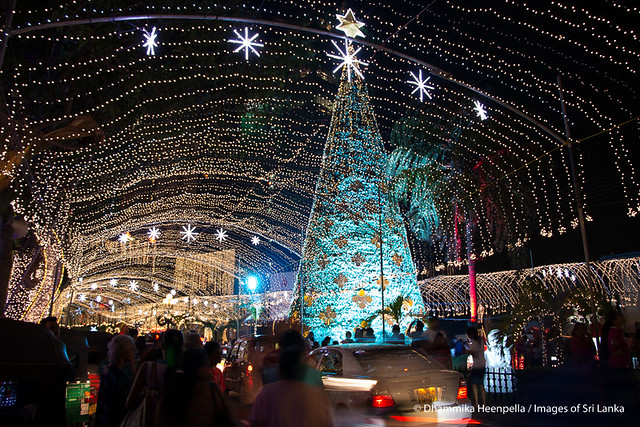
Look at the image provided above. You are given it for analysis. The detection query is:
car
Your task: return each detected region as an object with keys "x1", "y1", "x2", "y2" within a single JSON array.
[
  {"x1": 310, "y1": 344, "x2": 473, "y2": 426},
  {"x1": 223, "y1": 335, "x2": 276, "y2": 403}
]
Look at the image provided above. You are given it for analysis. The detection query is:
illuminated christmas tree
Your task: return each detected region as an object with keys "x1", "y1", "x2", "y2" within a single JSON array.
[{"x1": 291, "y1": 60, "x2": 425, "y2": 342}]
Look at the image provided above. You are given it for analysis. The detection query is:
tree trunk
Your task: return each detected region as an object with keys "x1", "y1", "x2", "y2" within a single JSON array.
[
  {"x1": 466, "y1": 221, "x2": 477, "y2": 323},
  {"x1": 0, "y1": 203, "x2": 14, "y2": 317}
]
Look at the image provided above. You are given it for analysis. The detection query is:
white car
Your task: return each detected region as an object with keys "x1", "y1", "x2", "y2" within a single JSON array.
[{"x1": 310, "y1": 344, "x2": 473, "y2": 426}]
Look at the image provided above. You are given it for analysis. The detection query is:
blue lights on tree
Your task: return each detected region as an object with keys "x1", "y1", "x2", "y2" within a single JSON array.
[{"x1": 291, "y1": 66, "x2": 425, "y2": 342}]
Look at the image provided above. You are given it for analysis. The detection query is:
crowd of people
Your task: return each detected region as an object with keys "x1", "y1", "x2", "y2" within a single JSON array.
[
  {"x1": 35, "y1": 309, "x2": 637, "y2": 425},
  {"x1": 92, "y1": 328, "x2": 333, "y2": 427}
]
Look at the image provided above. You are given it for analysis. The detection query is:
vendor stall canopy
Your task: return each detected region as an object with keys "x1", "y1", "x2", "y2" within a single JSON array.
[{"x1": 1, "y1": 0, "x2": 638, "y2": 320}]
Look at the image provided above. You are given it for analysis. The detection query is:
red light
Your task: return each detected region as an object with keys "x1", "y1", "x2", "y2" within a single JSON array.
[
  {"x1": 457, "y1": 386, "x2": 468, "y2": 400},
  {"x1": 390, "y1": 416, "x2": 477, "y2": 424},
  {"x1": 372, "y1": 392, "x2": 395, "y2": 408},
  {"x1": 247, "y1": 364, "x2": 253, "y2": 373}
]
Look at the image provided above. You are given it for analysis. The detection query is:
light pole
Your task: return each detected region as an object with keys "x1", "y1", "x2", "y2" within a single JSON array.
[{"x1": 247, "y1": 276, "x2": 258, "y2": 335}]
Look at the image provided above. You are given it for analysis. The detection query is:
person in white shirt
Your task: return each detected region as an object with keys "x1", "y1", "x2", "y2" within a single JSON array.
[{"x1": 466, "y1": 326, "x2": 486, "y2": 407}]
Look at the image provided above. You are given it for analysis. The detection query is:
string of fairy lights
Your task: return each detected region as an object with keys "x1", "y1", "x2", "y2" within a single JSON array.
[
  {"x1": 2, "y1": 1, "x2": 638, "y2": 322},
  {"x1": 419, "y1": 257, "x2": 640, "y2": 317}
]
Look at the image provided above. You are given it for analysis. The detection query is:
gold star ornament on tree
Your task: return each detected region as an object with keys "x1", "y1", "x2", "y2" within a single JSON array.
[{"x1": 336, "y1": 8, "x2": 366, "y2": 39}]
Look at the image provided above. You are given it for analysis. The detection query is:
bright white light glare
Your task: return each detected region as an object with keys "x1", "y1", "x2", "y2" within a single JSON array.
[
  {"x1": 247, "y1": 276, "x2": 258, "y2": 291},
  {"x1": 118, "y1": 232, "x2": 132, "y2": 244},
  {"x1": 78, "y1": 293, "x2": 86, "y2": 302},
  {"x1": 109, "y1": 279, "x2": 118, "y2": 287},
  {"x1": 407, "y1": 70, "x2": 435, "y2": 101},
  {"x1": 473, "y1": 100, "x2": 488, "y2": 120},
  {"x1": 91, "y1": 283, "x2": 98, "y2": 290},
  {"x1": 251, "y1": 235, "x2": 260, "y2": 245},
  {"x1": 153, "y1": 282, "x2": 160, "y2": 292},
  {"x1": 129, "y1": 280, "x2": 139, "y2": 291},
  {"x1": 327, "y1": 39, "x2": 368, "y2": 82},
  {"x1": 170, "y1": 289, "x2": 177, "y2": 296},
  {"x1": 229, "y1": 28, "x2": 264, "y2": 60},
  {"x1": 180, "y1": 224, "x2": 198, "y2": 243},
  {"x1": 321, "y1": 376, "x2": 377, "y2": 391},
  {"x1": 143, "y1": 27, "x2": 158, "y2": 55},
  {"x1": 96, "y1": 295, "x2": 102, "y2": 302}
]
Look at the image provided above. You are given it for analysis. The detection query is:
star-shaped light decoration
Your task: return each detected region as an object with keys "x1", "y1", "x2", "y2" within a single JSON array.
[
  {"x1": 407, "y1": 70, "x2": 435, "y2": 101},
  {"x1": 143, "y1": 27, "x2": 159, "y2": 56},
  {"x1": 96, "y1": 295, "x2": 102, "y2": 303},
  {"x1": 214, "y1": 228, "x2": 228, "y2": 243},
  {"x1": 153, "y1": 282, "x2": 160, "y2": 292},
  {"x1": 327, "y1": 39, "x2": 368, "y2": 82},
  {"x1": 118, "y1": 231, "x2": 132, "y2": 244},
  {"x1": 336, "y1": 8, "x2": 366, "y2": 39},
  {"x1": 251, "y1": 236, "x2": 260, "y2": 245},
  {"x1": 148, "y1": 227, "x2": 160, "y2": 243},
  {"x1": 473, "y1": 100, "x2": 488, "y2": 121},
  {"x1": 78, "y1": 293, "x2": 86, "y2": 302},
  {"x1": 90, "y1": 283, "x2": 98, "y2": 290},
  {"x1": 229, "y1": 27, "x2": 264, "y2": 60},
  {"x1": 109, "y1": 279, "x2": 118, "y2": 287},
  {"x1": 129, "y1": 280, "x2": 139, "y2": 291},
  {"x1": 180, "y1": 224, "x2": 198, "y2": 243}
]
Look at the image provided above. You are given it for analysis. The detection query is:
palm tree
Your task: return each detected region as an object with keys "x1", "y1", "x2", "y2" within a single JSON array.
[{"x1": 386, "y1": 107, "x2": 535, "y2": 322}]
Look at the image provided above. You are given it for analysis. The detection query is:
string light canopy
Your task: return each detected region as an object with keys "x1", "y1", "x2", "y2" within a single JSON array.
[
  {"x1": 418, "y1": 257, "x2": 640, "y2": 317},
  {"x1": 1, "y1": 1, "x2": 638, "y2": 323}
]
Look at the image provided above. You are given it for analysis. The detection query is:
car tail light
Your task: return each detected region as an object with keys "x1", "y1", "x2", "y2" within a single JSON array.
[
  {"x1": 372, "y1": 391, "x2": 395, "y2": 408},
  {"x1": 457, "y1": 378, "x2": 468, "y2": 400}
]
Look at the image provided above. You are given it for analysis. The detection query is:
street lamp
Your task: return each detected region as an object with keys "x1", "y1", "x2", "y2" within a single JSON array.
[{"x1": 247, "y1": 276, "x2": 258, "y2": 292}]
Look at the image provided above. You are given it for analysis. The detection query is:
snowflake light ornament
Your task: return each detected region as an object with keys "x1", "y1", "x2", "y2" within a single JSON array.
[
  {"x1": 408, "y1": 70, "x2": 435, "y2": 101},
  {"x1": 129, "y1": 280, "x2": 139, "y2": 291},
  {"x1": 473, "y1": 100, "x2": 488, "y2": 121},
  {"x1": 118, "y1": 232, "x2": 132, "y2": 244},
  {"x1": 143, "y1": 27, "x2": 159, "y2": 56},
  {"x1": 215, "y1": 228, "x2": 228, "y2": 242},
  {"x1": 251, "y1": 236, "x2": 260, "y2": 245},
  {"x1": 229, "y1": 28, "x2": 264, "y2": 60},
  {"x1": 109, "y1": 279, "x2": 118, "y2": 287},
  {"x1": 148, "y1": 227, "x2": 160, "y2": 243},
  {"x1": 78, "y1": 293, "x2": 86, "y2": 302},
  {"x1": 153, "y1": 282, "x2": 160, "y2": 292},
  {"x1": 327, "y1": 39, "x2": 368, "y2": 82},
  {"x1": 180, "y1": 224, "x2": 198, "y2": 243}
]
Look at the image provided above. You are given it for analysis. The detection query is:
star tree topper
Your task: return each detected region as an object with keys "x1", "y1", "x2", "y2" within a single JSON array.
[{"x1": 336, "y1": 9, "x2": 366, "y2": 39}]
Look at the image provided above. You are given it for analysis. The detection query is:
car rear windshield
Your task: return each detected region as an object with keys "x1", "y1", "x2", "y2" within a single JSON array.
[{"x1": 352, "y1": 348, "x2": 435, "y2": 377}]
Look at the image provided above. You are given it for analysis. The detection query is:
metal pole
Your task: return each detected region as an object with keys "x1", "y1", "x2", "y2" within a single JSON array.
[
  {"x1": 0, "y1": 0, "x2": 17, "y2": 72},
  {"x1": 377, "y1": 185, "x2": 385, "y2": 343},
  {"x1": 557, "y1": 75, "x2": 600, "y2": 350},
  {"x1": 300, "y1": 268, "x2": 304, "y2": 335}
]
